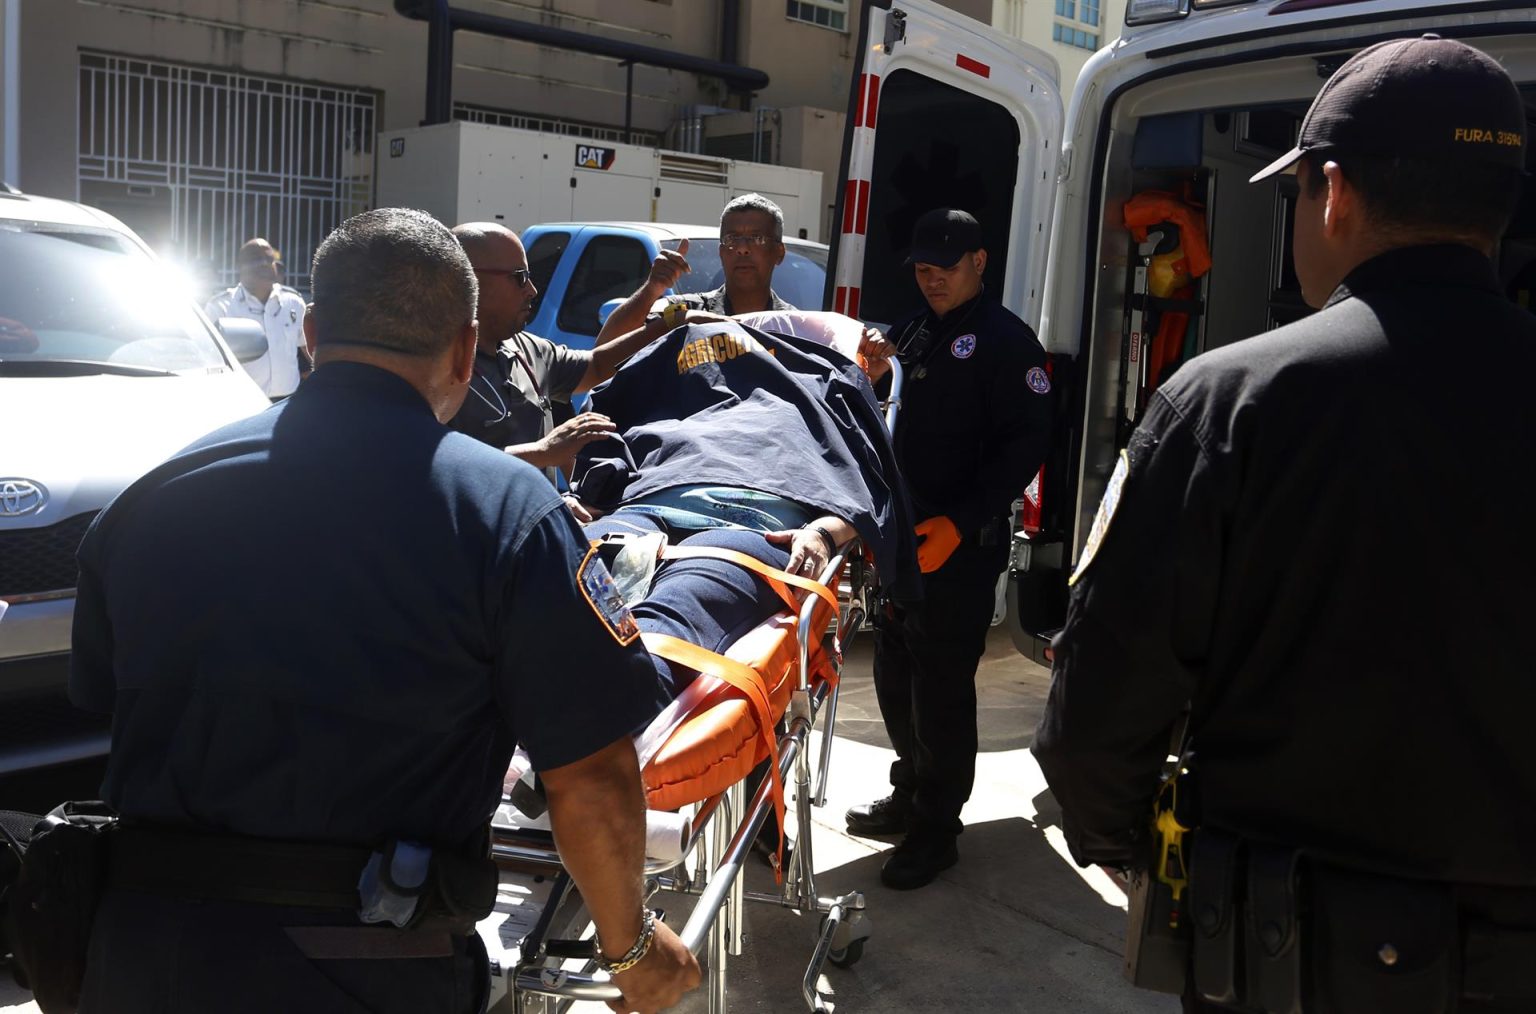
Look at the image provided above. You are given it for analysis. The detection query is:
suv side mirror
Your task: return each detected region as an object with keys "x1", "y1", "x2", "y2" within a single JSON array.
[
  {"x1": 597, "y1": 298, "x2": 625, "y2": 327},
  {"x1": 217, "y1": 317, "x2": 269, "y2": 364}
]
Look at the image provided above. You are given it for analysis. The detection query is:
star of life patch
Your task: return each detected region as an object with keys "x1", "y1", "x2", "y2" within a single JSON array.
[
  {"x1": 1068, "y1": 449, "x2": 1129, "y2": 587},
  {"x1": 951, "y1": 333, "x2": 977, "y2": 359},
  {"x1": 577, "y1": 545, "x2": 641, "y2": 645},
  {"x1": 1025, "y1": 366, "x2": 1051, "y2": 394}
]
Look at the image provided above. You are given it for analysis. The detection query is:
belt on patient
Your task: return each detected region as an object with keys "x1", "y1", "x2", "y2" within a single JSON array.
[{"x1": 642, "y1": 544, "x2": 842, "y2": 878}]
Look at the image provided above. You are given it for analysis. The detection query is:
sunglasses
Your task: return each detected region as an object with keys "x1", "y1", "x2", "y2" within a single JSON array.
[
  {"x1": 721, "y1": 233, "x2": 773, "y2": 251},
  {"x1": 476, "y1": 267, "x2": 534, "y2": 286}
]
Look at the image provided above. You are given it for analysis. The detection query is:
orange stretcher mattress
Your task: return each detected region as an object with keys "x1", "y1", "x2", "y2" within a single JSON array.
[{"x1": 639, "y1": 565, "x2": 842, "y2": 813}]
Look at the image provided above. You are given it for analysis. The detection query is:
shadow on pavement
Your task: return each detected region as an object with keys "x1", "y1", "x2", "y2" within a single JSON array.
[
  {"x1": 827, "y1": 625, "x2": 1053, "y2": 757},
  {"x1": 717, "y1": 815, "x2": 1157, "y2": 1013}
]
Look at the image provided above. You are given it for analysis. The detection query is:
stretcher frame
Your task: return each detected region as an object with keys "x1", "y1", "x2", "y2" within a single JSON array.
[{"x1": 488, "y1": 358, "x2": 904, "y2": 1014}]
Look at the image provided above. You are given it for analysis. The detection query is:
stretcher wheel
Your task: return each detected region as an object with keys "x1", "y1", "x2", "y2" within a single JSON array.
[
  {"x1": 820, "y1": 911, "x2": 871, "y2": 968},
  {"x1": 827, "y1": 938, "x2": 865, "y2": 968}
]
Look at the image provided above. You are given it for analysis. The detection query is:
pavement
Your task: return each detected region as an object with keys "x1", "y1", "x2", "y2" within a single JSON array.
[{"x1": 1, "y1": 625, "x2": 1178, "y2": 1013}]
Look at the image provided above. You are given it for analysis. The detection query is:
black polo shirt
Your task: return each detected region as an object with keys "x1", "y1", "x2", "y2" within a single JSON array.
[
  {"x1": 72, "y1": 362, "x2": 660, "y2": 851},
  {"x1": 1035, "y1": 244, "x2": 1536, "y2": 886},
  {"x1": 888, "y1": 292, "x2": 1053, "y2": 539}
]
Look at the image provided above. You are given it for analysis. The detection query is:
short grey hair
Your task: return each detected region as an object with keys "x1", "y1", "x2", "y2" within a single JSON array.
[
  {"x1": 721, "y1": 193, "x2": 784, "y2": 242},
  {"x1": 309, "y1": 208, "x2": 477, "y2": 357}
]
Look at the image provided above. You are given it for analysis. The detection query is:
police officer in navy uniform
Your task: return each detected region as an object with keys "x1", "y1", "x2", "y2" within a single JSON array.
[
  {"x1": 1034, "y1": 37, "x2": 1536, "y2": 1012},
  {"x1": 70, "y1": 208, "x2": 700, "y2": 1013},
  {"x1": 847, "y1": 209, "x2": 1053, "y2": 889}
]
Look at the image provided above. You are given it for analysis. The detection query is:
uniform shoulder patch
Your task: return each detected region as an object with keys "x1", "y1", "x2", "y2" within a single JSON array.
[
  {"x1": 1068, "y1": 449, "x2": 1128, "y2": 587},
  {"x1": 950, "y1": 334, "x2": 977, "y2": 359},
  {"x1": 576, "y1": 544, "x2": 641, "y2": 646},
  {"x1": 1025, "y1": 366, "x2": 1051, "y2": 394}
]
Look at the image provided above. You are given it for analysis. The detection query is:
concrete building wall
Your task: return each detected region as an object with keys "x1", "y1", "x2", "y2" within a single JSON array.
[{"x1": 9, "y1": 0, "x2": 996, "y2": 275}]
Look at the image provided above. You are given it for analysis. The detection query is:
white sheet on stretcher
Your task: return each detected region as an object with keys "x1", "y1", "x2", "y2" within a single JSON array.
[{"x1": 735, "y1": 309, "x2": 867, "y2": 362}]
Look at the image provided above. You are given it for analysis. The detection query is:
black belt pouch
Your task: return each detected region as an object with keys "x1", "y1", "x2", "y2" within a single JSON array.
[
  {"x1": 1189, "y1": 830, "x2": 1242, "y2": 1004},
  {"x1": 1308, "y1": 864, "x2": 1457, "y2": 1014},
  {"x1": 1245, "y1": 844, "x2": 1304, "y2": 1014},
  {"x1": 2, "y1": 802, "x2": 117, "y2": 1014}
]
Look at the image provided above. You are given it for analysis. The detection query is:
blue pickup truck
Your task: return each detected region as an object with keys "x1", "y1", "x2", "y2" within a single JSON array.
[{"x1": 520, "y1": 222, "x2": 830, "y2": 353}]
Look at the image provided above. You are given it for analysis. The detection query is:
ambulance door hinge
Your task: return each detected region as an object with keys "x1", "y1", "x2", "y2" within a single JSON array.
[
  {"x1": 885, "y1": 9, "x2": 907, "y2": 51},
  {"x1": 1057, "y1": 143, "x2": 1074, "y2": 184}
]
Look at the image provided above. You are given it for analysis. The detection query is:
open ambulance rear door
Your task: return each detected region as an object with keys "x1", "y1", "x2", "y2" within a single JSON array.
[
  {"x1": 826, "y1": 0, "x2": 1066, "y2": 658},
  {"x1": 827, "y1": 0, "x2": 1063, "y2": 329}
]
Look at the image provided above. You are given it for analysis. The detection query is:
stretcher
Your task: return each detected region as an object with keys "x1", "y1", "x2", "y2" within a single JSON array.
[{"x1": 480, "y1": 334, "x2": 903, "y2": 1014}]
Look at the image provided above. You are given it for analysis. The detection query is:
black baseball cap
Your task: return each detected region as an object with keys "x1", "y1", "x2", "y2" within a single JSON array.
[
  {"x1": 1249, "y1": 35, "x2": 1526, "y2": 183},
  {"x1": 905, "y1": 208, "x2": 983, "y2": 267}
]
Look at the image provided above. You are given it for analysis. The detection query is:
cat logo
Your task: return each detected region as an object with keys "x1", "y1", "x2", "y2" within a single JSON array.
[{"x1": 575, "y1": 144, "x2": 616, "y2": 170}]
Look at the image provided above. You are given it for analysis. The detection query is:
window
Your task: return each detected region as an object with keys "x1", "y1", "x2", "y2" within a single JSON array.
[
  {"x1": 556, "y1": 236, "x2": 652, "y2": 337},
  {"x1": 1081, "y1": 0, "x2": 1100, "y2": 26},
  {"x1": 525, "y1": 231, "x2": 571, "y2": 320},
  {"x1": 1053, "y1": 22, "x2": 1099, "y2": 49},
  {"x1": 1054, "y1": 0, "x2": 1076, "y2": 16},
  {"x1": 857, "y1": 70, "x2": 1021, "y2": 325},
  {"x1": 786, "y1": 0, "x2": 847, "y2": 32}
]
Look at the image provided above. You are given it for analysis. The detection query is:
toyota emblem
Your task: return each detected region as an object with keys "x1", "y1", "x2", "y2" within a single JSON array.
[{"x1": 0, "y1": 478, "x2": 47, "y2": 517}]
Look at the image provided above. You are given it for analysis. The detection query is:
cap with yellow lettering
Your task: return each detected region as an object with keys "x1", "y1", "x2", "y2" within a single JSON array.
[{"x1": 1250, "y1": 35, "x2": 1526, "y2": 183}]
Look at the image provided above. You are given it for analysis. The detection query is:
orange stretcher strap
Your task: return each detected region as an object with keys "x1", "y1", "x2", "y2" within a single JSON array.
[
  {"x1": 659, "y1": 544, "x2": 841, "y2": 620},
  {"x1": 641, "y1": 631, "x2": 789, "y2": 879}
]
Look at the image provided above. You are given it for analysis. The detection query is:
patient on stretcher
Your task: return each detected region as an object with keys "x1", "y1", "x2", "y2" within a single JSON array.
[{"x1": 569, "y1": 311, "x2": 920, "y2": 712}]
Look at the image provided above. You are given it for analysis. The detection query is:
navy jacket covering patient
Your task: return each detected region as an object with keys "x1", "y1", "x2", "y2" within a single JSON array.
[
  {"x1": 574, "y1": 320, "x2": 920, "y2": 601},
  {"x1": 573, "y1": 319, "x2": 920, "y2": 705}
]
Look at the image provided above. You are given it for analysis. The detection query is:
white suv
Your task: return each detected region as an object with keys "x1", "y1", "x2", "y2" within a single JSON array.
[{"x1": 0, "y1": 188, "x2": 271, "y2": 774}]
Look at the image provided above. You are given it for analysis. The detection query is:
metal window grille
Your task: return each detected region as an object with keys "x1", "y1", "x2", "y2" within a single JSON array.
[
  {"x1": 77, "y1": 51, "x2": 377, "y2": 295},
  {"x1": 452, "y1": 102, "x2": 661, "y2": 148}
]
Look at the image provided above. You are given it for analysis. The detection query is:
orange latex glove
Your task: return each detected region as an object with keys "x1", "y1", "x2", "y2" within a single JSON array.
[{"x1": 914, "y1": 516, "x2": 961, "y2": 573}]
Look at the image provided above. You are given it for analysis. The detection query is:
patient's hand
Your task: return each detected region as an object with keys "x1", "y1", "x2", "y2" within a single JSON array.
[
  {"x1": 858, "y1": 326, "x2": 894, "y2": 382},
  {"x1": 561, "y1": 492, "x2": 601, "y2": 523}
]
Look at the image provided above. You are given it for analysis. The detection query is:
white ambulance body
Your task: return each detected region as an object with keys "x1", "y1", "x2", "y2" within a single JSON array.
[{"x1": 828, "y1": 0, "x2": 1536, "y2": 657}]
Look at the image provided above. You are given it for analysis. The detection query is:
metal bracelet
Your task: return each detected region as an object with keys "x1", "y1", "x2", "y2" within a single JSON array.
[
  {"x1": 809, "y1": 522, "x2": 838, "y2": 558},
  {"x1": 593, "y1": 907, "x2": 656, "y2": 975}
]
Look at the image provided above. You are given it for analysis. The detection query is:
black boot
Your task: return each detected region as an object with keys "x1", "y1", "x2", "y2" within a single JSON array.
[
  {"x1": 844, "y1": 794, "x2": 913, "y2": 836},
  {"x1": 879, "y1": 826, "x2": 958, "y2": 890}
]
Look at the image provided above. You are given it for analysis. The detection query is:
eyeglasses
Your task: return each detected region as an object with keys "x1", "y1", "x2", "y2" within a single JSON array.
[
  {"x1": 475, "y1": 267, "x2": 534, "y2": 287},
  {"x1": 721, "y1": 233, "x2": 774, "y2": 251}
]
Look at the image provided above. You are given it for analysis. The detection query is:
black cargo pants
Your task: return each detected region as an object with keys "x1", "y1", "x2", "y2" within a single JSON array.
[{"x1": 872, "y1": 532, "x2": 1007, "y2": 838}]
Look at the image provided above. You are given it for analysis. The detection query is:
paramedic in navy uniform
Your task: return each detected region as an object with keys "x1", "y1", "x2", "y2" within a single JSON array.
[
  {"x1": 447, "y1": 222, "x2": 696, "y2": 502},
  {"x1": 1033, "y1": 37, "x2": 1536, "y2": 1012},
  {"x1": 846, "y1": 208, "x2": 1053, "y2": 889},
  {"x1": 70, "y1": 208, "x2": 700, "y2": 1014}
]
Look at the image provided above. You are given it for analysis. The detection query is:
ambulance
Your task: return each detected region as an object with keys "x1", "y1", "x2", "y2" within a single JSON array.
[{"x1": 827, "y1": 0, "x2": 1536, "y2": 658}]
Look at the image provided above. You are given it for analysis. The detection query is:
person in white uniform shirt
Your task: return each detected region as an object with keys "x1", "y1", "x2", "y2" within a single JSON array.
[{"x1": 204, "y1": 238, "x2": 310, "y2": 399}]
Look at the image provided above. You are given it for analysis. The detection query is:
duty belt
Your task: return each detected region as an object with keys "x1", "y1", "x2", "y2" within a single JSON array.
[
  {"x1": 110, "y1": 821, "x2": 371, "y2": 910},
  {"x1": 109, "y1": 822, "x2": 492, "y2": 946}
]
